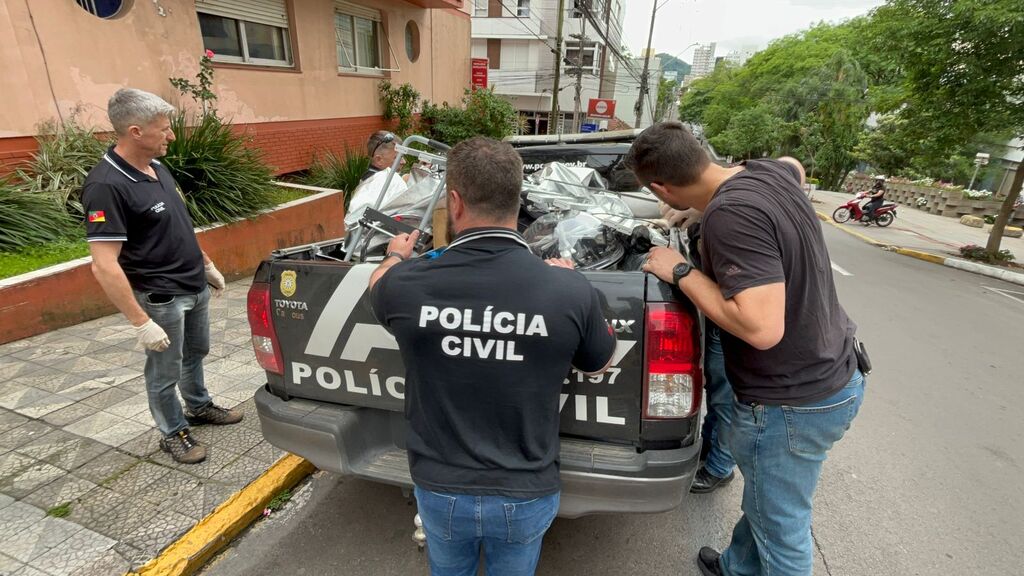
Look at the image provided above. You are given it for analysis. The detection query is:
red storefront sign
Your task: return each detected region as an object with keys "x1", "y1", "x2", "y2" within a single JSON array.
[
  {"x1": 587, "y1": 98, "x2": 616, "y2": 119},
  {"x1": 471, "y1": 58, "x2": 489, "y2": 90}
]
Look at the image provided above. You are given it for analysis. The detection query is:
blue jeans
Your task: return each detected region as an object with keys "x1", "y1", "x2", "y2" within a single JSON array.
[
  {"x1": 702, "y1": 325, "x2": 737, "y2": 478},
  {"x1": 720, "y1": 370, "x2": 865, "y2": 576},
  {"x1": 414, "y1": 486, "x2": 559, "y2": 576},
  {"x1": 134, "y1": 288, "x2": 213, "y2": 436}
]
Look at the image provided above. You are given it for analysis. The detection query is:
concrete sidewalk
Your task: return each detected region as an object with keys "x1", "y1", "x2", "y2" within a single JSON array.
[
  {"x1": 812, "y1": 189, "x2": 1024, "y2": 258},
  {"x1": 0, "y1": 279, "x2": 286, "y2": 576}
]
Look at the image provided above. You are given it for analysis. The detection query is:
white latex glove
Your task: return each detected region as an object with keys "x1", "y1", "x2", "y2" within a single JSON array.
[
  {"x1": 134, "y1": 319, "x2": 170, "y2": 352},
  {"x1": 205, "y1": 262, "x2": 225, "y2": 297},
  {"x1": 658, "y1": 202, "x2": 702, "y2": 230}
]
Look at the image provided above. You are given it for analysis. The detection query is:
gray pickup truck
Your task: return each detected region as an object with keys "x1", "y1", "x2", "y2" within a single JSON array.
[{"x1": 248, "y1": 140, "x2": 704, "y2": 518}]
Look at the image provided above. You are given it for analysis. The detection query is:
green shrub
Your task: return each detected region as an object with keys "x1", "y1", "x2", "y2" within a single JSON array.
[
  {"x1": 420, "y1": 88, "x2": 518, "y2": 145},
  {"x1": 0, "y1": 176, "x2": 77, "y2": 252},
  {"x1": 379, "y1": 81, "x2": 420, "y2": 137},
  {"x1": 16, "y1": 120, "x2": 107, "y2": 218},
  {"x1": 302, "y1": 149, "x2": 370, "y2": 210},
  {"x1": 163, "y1": 112, "x2": 277, "y2": 227}
]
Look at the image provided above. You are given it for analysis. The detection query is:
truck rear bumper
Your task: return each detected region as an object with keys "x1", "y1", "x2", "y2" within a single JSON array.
[{"x1": 255, "y1": 387, "x2": 700, "y2": 518}]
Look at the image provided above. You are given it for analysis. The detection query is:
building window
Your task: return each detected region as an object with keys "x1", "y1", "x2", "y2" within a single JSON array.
[
  {"x1": 336, "y1": 7, "x2": 384, "y2": 73},
  {"x1": 75, "y1": 0, "x2": 129, "y2": 19},
  {"x1": 405, "y1": 21, "x2": 420, "y2": 63},
  {"x1": 517, "y1": 0, "x2": 530, "y2": 17},
  {"x1": 565, "y1": 41, "x2": 599, "y2": 74},
  {"x1": 487, "y1": 39, "x2": 502, "y2": 70},
  {"x1": 196, "y1": 1, "x2": 292, "y2": 67},
  {"x1": 474, "y1": 0, "x2": 487, "y2": 17},
  {"x1": 570, "y1": 0, "x2": 584, "y2": 18}
]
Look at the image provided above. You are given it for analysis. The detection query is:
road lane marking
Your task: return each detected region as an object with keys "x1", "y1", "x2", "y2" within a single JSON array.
[
  {"x1": 983, "y1": 286, "x2": 1024, "y2": 305},
  {"x1": 830, "y1": 261, "x2": 853, "y2": 276}
]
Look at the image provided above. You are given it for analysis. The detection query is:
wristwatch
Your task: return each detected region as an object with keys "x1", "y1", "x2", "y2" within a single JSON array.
[
  {"x1": 386, "y1": 251, "x2": 406, "y2": 262},
  {"x1": 671, "y1": 262, "x2": 693, "y2": 286}
]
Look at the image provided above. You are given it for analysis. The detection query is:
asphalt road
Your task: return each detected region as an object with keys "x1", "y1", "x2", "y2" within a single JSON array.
[{"x1": 200, "y1": 223, "x2": 1024, "y2": 576}]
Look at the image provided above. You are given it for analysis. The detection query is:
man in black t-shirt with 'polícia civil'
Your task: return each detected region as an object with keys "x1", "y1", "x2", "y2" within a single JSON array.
[
  {"x1": 627, "y1": 122, "x2": 864, "y2": 576},
  {"x1": 369, "y1": 137, "x2": 616, "y2": 576}
]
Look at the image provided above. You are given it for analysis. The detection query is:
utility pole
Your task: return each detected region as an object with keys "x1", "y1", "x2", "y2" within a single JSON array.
[
  {"x1": 548, "y1": 0, "x2": 567, "y2": 135},
  {"x1": 635, "y1": 0, "x2": 658, "y2": 129},
  {"x1": 572, "y1": 12, "x2": 587, "y2": 133}
]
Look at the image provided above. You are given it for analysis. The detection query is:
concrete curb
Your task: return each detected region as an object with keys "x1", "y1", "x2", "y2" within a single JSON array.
[
  {"x1": 815, "y1": 211, "x2": 1024, "y2": 287},
  {"x1": 131, "y1": 454, "x2": 315, "y2": 576}
]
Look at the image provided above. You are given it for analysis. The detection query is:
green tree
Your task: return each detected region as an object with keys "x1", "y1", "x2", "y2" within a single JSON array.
[
  {"x1": 867, "y1": 0, "x2": 1024, "y2": 254},
  {"x1": 654, "y1": 78, "x2": 677, "y2": 122},
  {"x1": 709, "y1": 105, "x2": 784, "y2": 160},
  {"x1": 378, "y1": 81, "x2": 421, "y2": 137},
  {"x1": 420, "y1": 88, "x2": 518, "y2": 145}
]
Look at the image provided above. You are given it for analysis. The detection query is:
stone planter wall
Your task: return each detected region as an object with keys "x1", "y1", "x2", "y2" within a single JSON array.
[
  {"x1": 847, "y1": 174, "x2": 1024, "y2": 227},
  {"x1": 0, "y1": 183, "x2": 345, "y2": 345}
]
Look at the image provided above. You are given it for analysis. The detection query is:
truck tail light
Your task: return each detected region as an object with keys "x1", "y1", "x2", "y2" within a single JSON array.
[
  {"x1": 643, "y1": 303, "x2": 702, "y2": 419},
  {"x1": 247, "y1": 283, "x2": 283, "y2": 375}
]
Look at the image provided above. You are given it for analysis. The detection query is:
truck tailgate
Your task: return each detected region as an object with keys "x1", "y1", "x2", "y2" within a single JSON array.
[{"x1": 267, "y1": 261, "x2": 646, "y2": 444}]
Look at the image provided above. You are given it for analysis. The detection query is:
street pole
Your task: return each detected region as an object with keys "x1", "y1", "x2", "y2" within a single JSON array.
[
  {"x1": 572, "y1": 15, "x2": 587, "y2": 133},
  {"x1": 548, "y1": 0, "x2": 566, "y2": 135},
  {"x1": 634, "y1": 1, "x2": 658, "y2": 128},
  {"x1": 968, "y1": 163, "x2": 981, "y2": 191}
]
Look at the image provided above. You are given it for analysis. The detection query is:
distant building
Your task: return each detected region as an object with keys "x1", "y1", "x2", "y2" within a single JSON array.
[
  {"x1": 690, "y1": 43, "x2": 717, "y2": 79},
  {"x1": 724, "y1": 48, "x2": 756, "y2": 67}
]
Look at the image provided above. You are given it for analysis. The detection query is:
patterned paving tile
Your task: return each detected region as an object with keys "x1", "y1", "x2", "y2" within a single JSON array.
[
  {"x1": 11, "y1": 565, "x2": 49, "y2": 576},
  {"x1": 21, "y1": 475, "x2": 98, "y2": 511},
  {"x1": 111, "y1": 542, "x2": 150, "y2": 572},
  {"x1": 15, "y1": 430, "x2": 105, "y2": 469},
  {"x1": 121, "y1": 510, "x2": 195, "y2": 557},
  {"x1": 29, "y1": 526, "x2": 116, "y2": 576},
  {"x1": 168, "y1": 444, "x2": 240, "y2": 480},
  {"x1": 0, "y1": 515, "x2": 82, "y2": 563},
  {"x1": 66, "y1": 548, "x2": 131, "y2": 576},
  {"x1": 71, "y1": 450, "x2": 138, "y2": 485},
  {"x1": 201, "y1": 372, "x2": 244, "y2": 397},
  {"x1": 210, "y1": 455, "x2": 267, "y2": 487},
  {"x1": 104, "y1": 462, "x2": 170, "y2": 497},
  {"x1": 0, "y1": 386, "x2": 73, "y2": 419},
  {"x1": 79, "y1": 387, "x2": 135, "y2": 410},
  {"x1": 244, "y1": 441, "x2": 287, "y2": 465},
  {"x1": 0, "y1": 452, "x2": 36, "y2": 484},
  {"x1": 0, "y1": 502, "x2": 45, "y2": 546},
  {"x1": 0, "y1": 553, "x2": 25, "y2": 574},
  {"x1": 4, "y1": 368, "x2": 77, "y2": 394},
  {"x1": 63, "y1": 412, "x2": 149, "y2": 448},
  {"x1": 88, "y1": 346, "x2": 145, "y2": 369},
  {"x1": 0, "y1": 458, "x2": 66, "y2": 499},
  {"x1": 0, "y1": 357, "x2": 45, "y2": 381},
  {"x1": 0, "y1": 409, "x2": 29, "y2": 434},
  {"x1": 41, "y1": 403, "x2": 98, "y2": 428},
  {"x1": 66, "y1": 488, "x2": 159, "y2": 541},
  {"x1": 118, "y1": 431, "x2": 163, "y2": 459},
  {"x1": 0, "y1": 421, "x2": 56, "y2": 451},
  {"x1": 8, "y1": 335, "x2": 97, "y2": 362},
  {"x1": 0, "y1": 493, "x2": 14, "y2": 509},
  {"x1": 139, "y1": 469, "x2": 203, "y2": 519},
  {"x1": 105, "y1": 394, "x2": 151, "y2": 420}
]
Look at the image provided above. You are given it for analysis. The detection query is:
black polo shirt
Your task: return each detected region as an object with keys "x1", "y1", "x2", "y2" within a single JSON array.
[
  {"x1": 82, "y1": 147, "x2": 205, "y2": 295},
  {"x1": 371, "y1": 227, "x2": 617, "y2": 497}
]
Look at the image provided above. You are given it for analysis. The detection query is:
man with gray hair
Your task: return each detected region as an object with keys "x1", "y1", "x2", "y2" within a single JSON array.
[{"x1": 83, "y1": 88, "x2": 242, "y2": 464}]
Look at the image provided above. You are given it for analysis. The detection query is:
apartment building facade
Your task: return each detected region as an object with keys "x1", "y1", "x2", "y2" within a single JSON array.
[
  {"x1": 470, "y1": 0, "x2": 626, "y2": 134},
  {"x1": 0, "y1": 0, "x2": 470, "y2": 174}
]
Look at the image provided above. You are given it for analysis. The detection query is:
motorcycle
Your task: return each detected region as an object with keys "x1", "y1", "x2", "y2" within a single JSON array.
[{"x1": 832, "y1": 191, "x2": 897, "y2": 227}]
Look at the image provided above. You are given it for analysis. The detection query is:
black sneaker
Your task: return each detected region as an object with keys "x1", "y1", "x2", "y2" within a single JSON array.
[
  {"x1": 690, "y1": 466, "x2": 735, "y2": 494},
  {"x1": 160, "y1": 429, "x2": 207, "y2": 464},
  {"x1": 186, "y1": 403, "x2": 243, "y2": 426},
  {"x1": 697, "y1": 547, "x2": 723, "y2": 576}
]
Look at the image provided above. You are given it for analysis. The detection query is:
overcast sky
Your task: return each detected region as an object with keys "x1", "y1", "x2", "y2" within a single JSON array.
[{"x1": 621, "y1": 0, "x2": 886, "y2": 62}]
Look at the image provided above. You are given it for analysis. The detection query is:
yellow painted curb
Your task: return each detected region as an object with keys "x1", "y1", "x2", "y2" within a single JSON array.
[
  {"x1": 815, "y1": 211, "x2": 885, "y2": 247},
  {"x1": 894, "y1": 248, "x2": 947, "y2": 265},
  {"x1": 130, "y1": 454, "x2": 315, "y2": 576}
]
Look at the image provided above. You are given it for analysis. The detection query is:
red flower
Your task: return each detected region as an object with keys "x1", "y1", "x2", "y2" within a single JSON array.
[{"x1": 205, "y1": 49, "x2": 215, "y2": 58}]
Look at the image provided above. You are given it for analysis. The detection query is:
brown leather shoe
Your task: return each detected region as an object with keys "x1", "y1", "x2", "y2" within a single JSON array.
[{"x1": 159, "y1": 429, "x2": 207, "y2": 464}]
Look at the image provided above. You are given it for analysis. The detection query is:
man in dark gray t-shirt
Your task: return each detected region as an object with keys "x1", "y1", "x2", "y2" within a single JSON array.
[{"x1": 626, "y1": 122, "x2": 865, "y2": 576}]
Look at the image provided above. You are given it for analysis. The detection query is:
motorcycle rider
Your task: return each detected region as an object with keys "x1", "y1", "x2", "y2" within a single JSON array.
[{"x1": 862, "y1": 176, "x2": 887, "y2": 220}]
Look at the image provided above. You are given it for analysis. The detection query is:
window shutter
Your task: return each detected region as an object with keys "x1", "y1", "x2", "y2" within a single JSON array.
[
  {"x1": 335, "y1": 1, "x2": 381, "y2": 21},
  {"x1": 195, "y1": 0, "x2": 288, "y2": 28}
]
